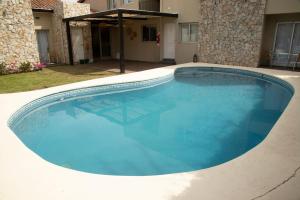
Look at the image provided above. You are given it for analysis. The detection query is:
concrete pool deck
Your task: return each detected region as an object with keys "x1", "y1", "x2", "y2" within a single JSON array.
[{"x1": 0, "y1": 63, "x2": 299, "y2": 200}]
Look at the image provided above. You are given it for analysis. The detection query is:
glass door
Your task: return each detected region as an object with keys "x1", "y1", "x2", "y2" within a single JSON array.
[
  {"x1": 36, "y1": 30, "x2": 49, "y2": 63},
  {"x1": 272, "y1": 22, "x2": 300, "y2": 67},
  {"x1": 290, "y1": 23, "x2": 300, "y2": 62}
]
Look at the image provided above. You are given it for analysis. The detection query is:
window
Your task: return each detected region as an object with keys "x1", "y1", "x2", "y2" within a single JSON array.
[
  {"x1": 123, "y1": 0, "x2": 134, "y2": 4},
  {"x1": 108, "y1": 0, "x2": 116, "y2": 9},
  {"x1": 180, "y1": 23, "x2": 198, "y2": 43},
  {"x1": 142, "y1": 25, "x2": 157, "y2": 41}
]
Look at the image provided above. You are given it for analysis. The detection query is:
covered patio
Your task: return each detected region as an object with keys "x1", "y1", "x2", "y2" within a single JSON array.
[
  {"x1": 63, "y1": 9, "x2": 178, "y2": 74},
  {"x1": 55, "y1": 60, "x2": 168, "y2": 74}
]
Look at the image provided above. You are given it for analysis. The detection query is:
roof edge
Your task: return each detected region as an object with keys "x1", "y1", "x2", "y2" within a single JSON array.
[
  {"x1": 63, "y1": 8, "x2": 178, "y2": 21},
  {"x1": 32, "y1": 8, "x2": 54, "y2": 13}
]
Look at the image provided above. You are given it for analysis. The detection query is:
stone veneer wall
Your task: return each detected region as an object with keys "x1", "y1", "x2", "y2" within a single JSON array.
[
  {"x1": 198, "y1": 0, "x2": 267, "y2": 67},
  {"x1": 0, "y1": 0, "x2": 39, "y2": 65},
  {"x1": 52, "y1": 1, "x2": 92, "y2": 64}
]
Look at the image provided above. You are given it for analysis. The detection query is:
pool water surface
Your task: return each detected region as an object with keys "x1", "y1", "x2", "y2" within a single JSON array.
[{"x1": 10, "y1": 68, "x2": 293, "y2": 176}]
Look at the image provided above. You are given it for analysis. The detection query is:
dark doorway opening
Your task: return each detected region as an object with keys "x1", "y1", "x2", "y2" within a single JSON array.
[
  {"x1": 91, "y1": 24, "x2": 100, "y2": 61},
  {"x1": 91, "y1": 24, "x2": 111, "y2": 61},
  {"x1": 100, "y1": 28, "x2": 111, "y2": 58}
]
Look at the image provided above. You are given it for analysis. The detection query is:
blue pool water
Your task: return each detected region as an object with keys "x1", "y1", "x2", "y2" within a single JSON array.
[{"x1": 10, "y1": 68, "x2": 293, "y2": 176}]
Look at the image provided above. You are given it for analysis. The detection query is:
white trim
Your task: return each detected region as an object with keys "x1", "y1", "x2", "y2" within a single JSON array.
[
  {"x1": 272, "y1": 21, "x2": 300, "y2": 67},
  {"x1": 179, "y1": 22, "x2": 199, "y2": 43}
]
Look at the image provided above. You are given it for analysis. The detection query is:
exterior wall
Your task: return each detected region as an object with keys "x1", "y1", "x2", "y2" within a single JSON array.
[
  {"x1": 64, "y1": 3, "x2": 93, "y2": 63},
  {"x1": 198, "y1": 0, "x2": 267, "y2": 67},
  {"x1": 0, "y1": 0, "x2": 39, "y2": 65},
  {"x1": 80, "y1": 0, "x2": 140, "y2": 11},
  {"x1": 265, "y1": 0, "x2": 300, "y2": 14},
  {"x1": 52, "y1": 1, "x2": 92, "y2": 64},
  {"x1": 52, "y1": 1, "x2": 66, "y2": 64},
  {"x1": 110, "y1": 18, "x2": 161, "y2": 62},
  {"x1": 161, "y1": 0, "x2": 200, "y2": 63},
  {"x1": 33, "y1": 12, "x2": 55, "y2": 62},
  {"x1": 260, "y1": 13, "x2": 300, "y2": 66},
  {"x1": 116, "y1": 0, "x2": 139, "y2": 10},
  {"x1": 80, "y1": 0, "x2": 107, "y2": 11}
]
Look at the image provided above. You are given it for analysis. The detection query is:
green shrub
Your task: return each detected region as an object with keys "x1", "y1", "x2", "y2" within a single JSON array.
[
  {"x1": 0, "y1": 62, "x2": 6, "y2": 75},
  {"x1": 19, "y1": 62, "x2": 32, "y2": 72}
]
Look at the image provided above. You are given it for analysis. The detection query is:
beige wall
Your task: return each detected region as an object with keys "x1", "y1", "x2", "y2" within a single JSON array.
[
  {"x1": 33, "y1": 12, "x2": 55, "y2": 63},
  {"x1": 116, "y1": 0, "x2": 139, "y2": 9},
  {"x1": 161, "y1": 0, "x2": 199, "y2": 22},
  {"x1": 265, "y1": 0, "x2": 300, "y2": 14},
  {"x1": 260, "y1": 13, "x2": 300, "y2": 65},
  {"x1": 81, "y1": 0, "x2": 107, "y2": 11},
  {"x1": 111, "y1": 18, "x2": 161, "y2": 62},
  {"x1": 175, "y1": 43, "x2": 198, "y2": 63},
  {"x1": 161, "y1": 0, "x2": 200, "y2": 63},
  {"x1": 85, "y1": 0, "x2": 200, "y2": 64},
  {"x1": 82, "y1": 0, "x2": 140, "y2": 11}
]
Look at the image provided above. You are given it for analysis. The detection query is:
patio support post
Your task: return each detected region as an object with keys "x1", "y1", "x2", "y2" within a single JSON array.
[
  {"x1": 118, "y1": 10, "x2": 125, "y2": 73},
  {"x1": 66, "y1": 21, "x2": 74, "y2": 65}
]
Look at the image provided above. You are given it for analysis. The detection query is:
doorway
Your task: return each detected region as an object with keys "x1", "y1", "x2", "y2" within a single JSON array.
[
  {"x1": 36, "y1": 30, "x2": 49, "y2": 63},
  {"x1": 272, "y1": 22, "x2": 300, "y2": 67},
  {"x1": 163, "y1": 23, "x2": 176, "y2": 60},
  {"x1": 72, "y1": 28, "x2": 85, "y2": 63},
  {"x1": 100, "y1": 28, "x2": 111, "y2": 58},
  {"x1": 91, "y1": 25, "x2": 111, "y2": 61}
]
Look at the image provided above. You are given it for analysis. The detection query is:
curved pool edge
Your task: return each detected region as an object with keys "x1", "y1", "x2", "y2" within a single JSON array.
[
  {"x1": 8, "y1": 66, "x2": 295, "y2": 130},
  {"x1": 1, "y1": 63, "x2": 300, "y2": 200},
  {"x1": 7, "y1": 73, "x2": 175, "y2": 129}
]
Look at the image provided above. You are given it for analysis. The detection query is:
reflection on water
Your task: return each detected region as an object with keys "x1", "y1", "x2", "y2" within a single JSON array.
[{"x1": 13, "y1": 72, "x2": 293, "y2": 175}]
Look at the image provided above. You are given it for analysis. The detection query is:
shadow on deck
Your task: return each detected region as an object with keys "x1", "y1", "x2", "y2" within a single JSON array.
[{"x1": 48, "y1": 60, "x2": 168, "y2": 75}]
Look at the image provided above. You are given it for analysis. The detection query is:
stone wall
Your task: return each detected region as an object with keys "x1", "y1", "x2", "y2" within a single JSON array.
[
  {"x1": 52, "y1": 1, "x2": 92, "y2": 64},
  {"x1": 198, "y1": 0, "x2": 267, "y2": 67},
  {"x1": 0, "y1": 0, "x2": 39, "y2": 65}
]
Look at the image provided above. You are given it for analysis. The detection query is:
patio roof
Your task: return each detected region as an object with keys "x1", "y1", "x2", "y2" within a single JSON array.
[
  {"x1": 63, "y1": 8, "x2": 178, "y2": 22},
  {"x1": 63, "y1": 9, "x2": 178, "y2": 73}
]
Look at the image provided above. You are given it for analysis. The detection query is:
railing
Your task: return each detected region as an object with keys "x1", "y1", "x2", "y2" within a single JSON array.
[{"x1": 139, "y1": 0, "x2": 160, "y2": 12}]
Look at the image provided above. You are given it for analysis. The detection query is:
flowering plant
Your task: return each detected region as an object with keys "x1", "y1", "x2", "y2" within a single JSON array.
[
  {"x1": 0, "y1": 61, "x2": 47, "y2": 75},
  {"x1": 33, "y1": 62, "x2": 46, "y2": 71},
  {"x1": 6, "y1": 62, "x2": 19, "y2": 74}
]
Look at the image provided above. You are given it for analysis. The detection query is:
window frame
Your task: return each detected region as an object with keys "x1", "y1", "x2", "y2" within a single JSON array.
[
  {"x1": 123, "y1": 0, "x2": 134, "y2": 4},
  {"x1": 142, "y1": 25, "x2": 157, "y2": 42},
  {"x1": 107, "y1": 0, "x2": 116, "y2": 9},
  {"x1": 179, "y1": 22, "x2": 199, "y2": 43}
]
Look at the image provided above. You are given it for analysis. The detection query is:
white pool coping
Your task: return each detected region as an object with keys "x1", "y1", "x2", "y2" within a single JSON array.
[{"x1": 0, "y1": 63, "x2": 300, "y2": 200}]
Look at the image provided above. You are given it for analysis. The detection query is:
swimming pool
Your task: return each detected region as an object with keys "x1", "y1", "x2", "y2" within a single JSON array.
[{"x1": 9, "y1": 67, "x2": 293, "y2": 176}]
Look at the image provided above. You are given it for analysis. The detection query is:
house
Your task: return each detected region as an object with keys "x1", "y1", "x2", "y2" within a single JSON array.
[
  {"x1": 73, "y1": 0, "x2": 300, "y2": 69},
  {"x1": 0, "y1": 0, "x2": 299, "y2": 72},
  {"x1": 0, "y1": 0, "x2": 91, "y2": 66},
  {"x1": 74, "y1": 0, "x2": 200, "y2": 65},
  {"x1": 260, "y1": 0, "x2": 300, "y2": 67},
  {"x1": 31, "y1": 0, "x2": 93, "y2": 64}
]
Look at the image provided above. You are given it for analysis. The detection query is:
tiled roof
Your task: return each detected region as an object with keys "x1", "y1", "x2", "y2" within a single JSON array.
[{"x1": 31, "y1": 0, "x2": 57, "y2": 10}]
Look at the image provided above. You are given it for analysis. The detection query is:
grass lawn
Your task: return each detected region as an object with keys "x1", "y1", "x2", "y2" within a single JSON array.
[{"x1": 0, "y1": 65, "x2": 119, "y2": 93}]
